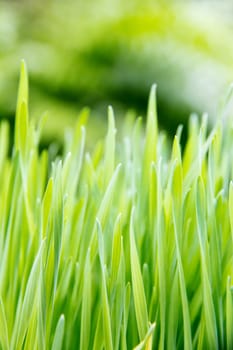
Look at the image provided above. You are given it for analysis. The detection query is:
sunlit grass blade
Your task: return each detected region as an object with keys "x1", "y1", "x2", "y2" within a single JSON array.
[
  {"x1": 226, "y1": 276, "x2": 233, "y2": 350},
  {"x1": 167, "y1": 269, "x2": 179, "y2": 350},
  {"x1": 97, "y1": 220, "x2": 113, "y2": 350},
  {"x1": 143, "y1": 84, "x2": 158, "y2": 184},
  {"x1": 93, "y1": 310, "x2": 103, "y2": 350},
  {"x1": 229, "y1": 181, "x2": 233, "y2": 243},
  {"x1": 172, "y1": 203, "x2": 192, "y2": 349},
  {"x1": 41, "y1": 177, "x2": 53, "y2": 239},
  {"x1": 14, "y1": 240, "x2": 45, "y2": 349},
  {"x1": 80, "y1": 248, "x2": 91, "y2": 350},
  {"x1": 196, "y1": 177, "x2": 218, "y2": 348},
  {"x1": 154, "y1": 160, "x2": 166, "y2": 349},
  {"x1": 133, "y1": 322, "x2": 156, "y2": 350},
  {"x1": 1, "y1": 63, "x2": 233, "y2": 349},
  {"x1": 104, "y1": 106, "x2": 116, "y2": 187},
  {"x1": 146, "y1": 84, "x2": 158, "y2": 160},
  {"x1": 110, "y1": 213, "x2": 122, "y2": 287},
  {"x1": 121, "y1": 282, "x2": 131, "y2": 349},
  {"x1": 38, "y1": 266, "x2": 46, "y2": 350},
  {"x1": 130, "y1": 207, "x2": 149, "y2": 341},
  {"x1": 0, "y1": 121, "x2": 9, "y2": 171},
  {"x1": 51, "y1": 314, "x2": 65, "y2": 350},
  {"x1": 90, "y1": 163, "x2": 121, "y2": 260},
  {"x1": 15, "y1": 60, "x2": 29, "y2": 157},
  {"x1": 0, "y1": 298, "x2": 9, "y2": 350}
]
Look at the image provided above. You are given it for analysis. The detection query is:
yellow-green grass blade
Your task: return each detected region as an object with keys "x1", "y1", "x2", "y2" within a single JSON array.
[
  {"x1": 226, "y1": 276, "x2": 233, "y2": 350},
  {"x1": 93, "y1": 310, "x2": 103, "y2": 350},
  {"x1": 51, "y1": 315, "x2": 65, "y2": 350},
  {"x1": 110, "y1": 213, "x2": 122, "y2": 288},
  {"x1": 104, "y1": 106, "x2": 116, "y2": 187},
  {"x1": 167, "y1": 269, "x2": 179, "y2": 350},
  {"x1": 52, "y1": 161, "x2": 64, "y2": 296},
  {"x1": 171, "y1": 136, "x2": 182, "y2": 205},
  {"x1": 133, "y1": 322, "x2": 156, "y2": 350},
  {"x1": 183, "y1": 115, "x2": 199, "y2": 176},
  {"x1": 90, "y1": 163, "x2": 121, "y2": 261},
  {"x1": 130, "y1": 207, "x2": 149, "y2": 341},
  {"x1": 111, "y1": 236, "x2": 125, "y2": 349},
  {"x1": 229, "y1": 181, "x2": 233, "y2": 244},
  {"x1": 0, "y1": 121, "x2": 9, "y2": 172},
  {"x1": 122, "y1": 282, "x2": 131, "y2": 348},
  {"x1": 172, "y1": 203, "x2": 192, "y2": 350},
  {"x1": 0, "y1": 298, "x2": 9, "y2": 350},
  {"x1": 142, "y1": 84, "x2": 158, "y2": 194},
  {"x1": 41, "y1": 177, "x2": 53, "y2": 239},
  {"x1": 196, "y1": 177, "x2": 218, "y2": 348},
  {"x1": 97, "y1": 220, "x2": 113, "y2": 350},
  {"x1": 15, "y1": 60, "x2": 29, "y2": 158},
  {"x1": 38, "y1": 265, "x2": 46, "y2": 350},
  {"x1": 14, "y1": 240, "x2": 45, "y2": 349},
  {"x1": 144, "y1": 84, "x2": 158, "y2": 168},
  {"x1": 80, "y1": 248, "x2": 92, "y2": 350},
  {"x1": 23, "y1": 307, "x2": 38, "y2": 350},
  {"x1": 153, "y1": 159, "x2": 166, "y2": 350},
  {"x1": 149, "y1": 162, "x2": 157, "y2": 231},
  {"x1": 2, "y1": 61, "x2": 233, "y2": 349},
  {"x1": 62, "y1": 125, "x2": 86, "y2": 195}
]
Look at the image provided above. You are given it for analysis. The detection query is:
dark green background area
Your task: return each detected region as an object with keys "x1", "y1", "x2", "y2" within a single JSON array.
[{"x1": 0, "y1": 0, "x2": 233, "y2": 146}]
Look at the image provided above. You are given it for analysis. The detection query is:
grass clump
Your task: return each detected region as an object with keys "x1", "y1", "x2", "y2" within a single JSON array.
[{"x1": 0, "y1": 61, "x2": 233, "y2": 349}]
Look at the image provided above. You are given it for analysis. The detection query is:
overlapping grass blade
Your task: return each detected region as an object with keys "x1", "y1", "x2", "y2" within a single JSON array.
[
  {"x1": 1, "y1": 62, "x2": 233, "y2": 349},
  {"x1": 104, "y1": 106, "x2": 116, "y2": 187},
  {"x1": 51, "y1": 314, "x2": 65, "y2": 350},
  {"x1": 0, "y1": 297, "x2": 9, "y2": 350},
  {"x1": 90, "y1": 163, "x2": 121, "y2": 261},
  {"x1": 196, "y1": 177, "x2": 218, "y2": 348},
  {"x1": 97, "y1": 220, "x2": 113, "y2": 350},
  {"x1": 13, "y1": 240, "x2": 45, "y2": 349},
  {"x1": 80, "y1": 248, "x2": 91, "y2": 350},
  {"x1": 15, "y1": 60, "x2": 29, "y2": 157},
  {"x1": 133, "y1": 322, "x2": 156, "y2": 350},
  {"x1": 130, "y1": 207, "x2": 149, "y2": 341},
  {"x1": 226, "y1": 276, "x2": 233, "y2": 350}
]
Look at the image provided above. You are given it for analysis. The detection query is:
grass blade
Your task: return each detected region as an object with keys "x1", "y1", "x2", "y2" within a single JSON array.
[
  {"x1": 130, "y1": 207, "x2": 149, "y2": 340},
  {"x1": 51, "y1": 315, "x2": 65, "y2": 350},
  {"x1": 80, "y1": 248, "x2": 92, "y2": 350},
  {"x1": 0, "y1": 298, "x2": 9, "y2": 350}
]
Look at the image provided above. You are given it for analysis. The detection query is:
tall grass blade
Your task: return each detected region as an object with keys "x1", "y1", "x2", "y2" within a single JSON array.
[{"x1": 130, "y1": 207, "x2": 149, "y2": 340}]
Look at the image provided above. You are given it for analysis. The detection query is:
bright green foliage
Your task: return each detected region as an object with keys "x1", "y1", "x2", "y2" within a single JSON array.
[{"x1": 1, "y1": 62, "x2": 233, "y2": 349}]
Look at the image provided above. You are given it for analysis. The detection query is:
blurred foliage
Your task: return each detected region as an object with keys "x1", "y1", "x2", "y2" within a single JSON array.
[{"x1": 0, "y1": 0, "x2": 233, "y2": 144}]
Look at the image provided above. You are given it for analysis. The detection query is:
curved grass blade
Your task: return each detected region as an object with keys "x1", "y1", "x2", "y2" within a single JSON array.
[
  {"x1": 133, "y1": 322, "x2": 156, "y2": 350},
  {"x1": 90, "y1": 163, "x2": 122, "y2": 261}
]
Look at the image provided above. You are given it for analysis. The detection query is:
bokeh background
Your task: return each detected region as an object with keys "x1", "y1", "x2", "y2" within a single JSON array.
[{"x1": 1, "y1": 0, "x2": 233, "y2": 146}]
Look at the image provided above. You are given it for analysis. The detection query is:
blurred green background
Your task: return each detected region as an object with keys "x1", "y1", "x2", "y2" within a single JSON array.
[{"x1": 1, "y1": 0, "x2": 233, "y2": 146}]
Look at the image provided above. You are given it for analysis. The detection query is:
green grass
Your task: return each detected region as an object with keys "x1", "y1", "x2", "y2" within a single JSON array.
[{"x1": 0, "y1": 61, "x2": 233, "y2": 349}]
